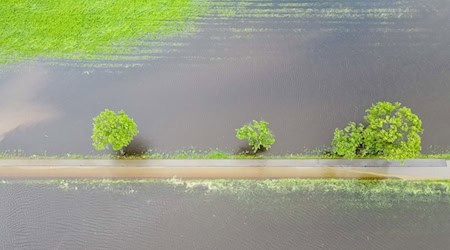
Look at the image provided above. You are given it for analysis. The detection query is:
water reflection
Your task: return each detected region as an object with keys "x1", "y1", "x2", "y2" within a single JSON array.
[{"x1": 0, "y1": 68, "x2": 59, "y2": 142}]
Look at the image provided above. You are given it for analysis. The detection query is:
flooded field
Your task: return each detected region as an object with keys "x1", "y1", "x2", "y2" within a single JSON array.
[
  {"x1": 1, "y1": 179, "x2": 450, "y2": 249},
  {"x1": 1, "y1": 0, "x2": 450, "y2": 154}
]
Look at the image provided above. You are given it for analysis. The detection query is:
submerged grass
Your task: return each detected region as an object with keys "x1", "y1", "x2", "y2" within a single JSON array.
[
  {"x1": 0, "y1": 0, "x2": 208, "y2": 64},
  {"x1": 3, "y1": 178, "x2": 450, "y2": 195},
  {"x1": 2, "y1": 179, "x2": 450, "y2": 208},
  {"x1": 175, "y1": 179, "x2": 450, "y2": 197},
  {"x1": 1, "y1": 178, "x2": 449, "y2": 195},
  {"x1": 178, "y1": 179, "x2": 450, "y2": 210}
]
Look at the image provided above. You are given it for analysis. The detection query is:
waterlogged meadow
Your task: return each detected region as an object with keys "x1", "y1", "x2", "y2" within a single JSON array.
[
  {"x1": 0, "y1": 0, "x2": 209, "y2": 64},
  {"x1": 0, "y1": 0, "x2": 434, "y2": 66}
]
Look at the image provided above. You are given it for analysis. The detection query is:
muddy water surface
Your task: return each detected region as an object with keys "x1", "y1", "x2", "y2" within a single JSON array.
[
  {"x1": 1, "y1": 181, "x2": 450, "y2": 249},
  {"x1": 0, "y1": 0, "x2": 450, "y2": 154}
]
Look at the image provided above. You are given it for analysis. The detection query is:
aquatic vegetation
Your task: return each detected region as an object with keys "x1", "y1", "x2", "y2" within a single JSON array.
[
  {"x1": 170, "y1": 179, "x2": 450, "y2": 210},
  {"x1": 0, "y1": 0, "x2": 209, "y2": 64},
  {"x1": 236, "y1": 120, "x2": 275, "y2": 153},
  {"x1": 91, "y1": 109, "x2": 138, "y2": 151},
  {"x1": 3, "y1": 179, "x2": 450, "y2": 210},
  {"x1": 4, "y1": 178, "x2": 450, "y2": 198},
  {"x1": 172, "y1": 179, "x2": 450, "y2": 197},
  {"x1": 333, "y1": 102, "x2": 423, "y2": 160}
]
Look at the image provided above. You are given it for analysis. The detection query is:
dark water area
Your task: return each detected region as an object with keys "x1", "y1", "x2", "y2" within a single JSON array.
[
  {"x1": 1, "y1": 181, "x2": 450, "y2": 249},
  {"x1": 1, "y1": 0, "x2": 450, "y2": 154}
]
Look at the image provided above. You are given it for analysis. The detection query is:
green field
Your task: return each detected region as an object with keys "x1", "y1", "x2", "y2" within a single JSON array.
[
  {"x1": 0, "y1": 0, "x2": 208, "y2": 64},
  {"x1": 0, "y1": 0, "x2": 420, "y2": 65}
]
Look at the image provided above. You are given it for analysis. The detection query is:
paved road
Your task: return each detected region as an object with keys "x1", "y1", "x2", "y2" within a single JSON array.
[{"x1": 0, "y1": 159, "x2": 448, "y2": 179}]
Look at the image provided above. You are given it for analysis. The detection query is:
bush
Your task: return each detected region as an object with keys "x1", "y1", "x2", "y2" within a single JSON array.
[
  {"x1": 332, "y1": 102, "x2": 423, "y2": 160},
  {"x1": 236, "y1": 120, "x2": 275, "y2": 153},
  {"x1": 91, "y1": 109, "x2": 139, "y2": 151},
  {"x1": 363, "y1": 102, "x2": 423, "y2": 159},
  {"x1": 332, "y1": 122, "x2": 365, "y2": 159}
]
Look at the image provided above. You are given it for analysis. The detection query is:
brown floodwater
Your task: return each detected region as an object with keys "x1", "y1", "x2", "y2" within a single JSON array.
[
  {"x1": 0, "y1": 0, "x2": 449, "y2": 155},
  {"x1": 1, "y1": 181, "x2": 450, "y2": 249},
  {"x1": 2, "y1": 1, "x2": 450, "y2": 249}
]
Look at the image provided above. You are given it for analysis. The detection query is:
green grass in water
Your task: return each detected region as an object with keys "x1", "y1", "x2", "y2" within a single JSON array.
[
  {"x1": 4, "y1": 179, "x2": 450, "y2": 197},
  {"x1": 0, "y1": 0, "x2": 208, "y2": 64},
  {"x1": 3, "y1": 179, "x2": 450, "y2": 209}
]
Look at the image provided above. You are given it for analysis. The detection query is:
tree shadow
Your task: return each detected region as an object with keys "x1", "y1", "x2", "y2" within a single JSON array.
[
  {"x1": 234, "y1": 142, "x2": 268, "y2": 156},
  {"x1": 118, "y1": 136, "x2": 152, "y2": 157}
]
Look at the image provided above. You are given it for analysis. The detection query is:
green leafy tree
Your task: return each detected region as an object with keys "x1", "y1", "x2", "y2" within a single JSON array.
[
  {"x1": 331, "y1": 102, "x2": 423, "y2": 160},
  {"x1": 91, "y1": 109, "x2": 139, "y2": 151},
  {"x1": 236, "y1": 120, "x2": 275, "y2": 153},
  {"x1": 332, "y1": 122, "x2": 365, "y2": 159},
  {"x1": 363, "y1": 102, "x2": 423, "y2": 160}
]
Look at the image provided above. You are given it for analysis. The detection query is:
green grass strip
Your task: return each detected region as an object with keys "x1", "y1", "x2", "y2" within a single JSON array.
[{"x1": 1, "y1": 149, "x2": 449, "y2": 160}]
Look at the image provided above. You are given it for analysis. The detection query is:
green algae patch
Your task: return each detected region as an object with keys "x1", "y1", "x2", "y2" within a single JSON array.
[{"x1": 0, "y1": 0, "x2": 209, "y2": 64}]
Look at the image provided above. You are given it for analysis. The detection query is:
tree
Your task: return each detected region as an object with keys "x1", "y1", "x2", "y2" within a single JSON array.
[
  {"x1": 363, "y1": 102, "x2": 423, "y2": 160},
  {"x1": 332, "y1": 102, "x2": 423, "y2": 160},
  {"x1": 236, "y1": 120, "x2": 275, "y2": 153},
  {"x1": 332, "y1": 122, "x2": 365, "y2": 159},
  {"x1": 91, "y1": 109, "x2": 138, "y2": 151}
]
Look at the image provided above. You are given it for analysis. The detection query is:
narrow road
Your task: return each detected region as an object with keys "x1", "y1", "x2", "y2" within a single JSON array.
[{"x1": 0, "y1": 159, "x2": 448, "y2": 180}]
